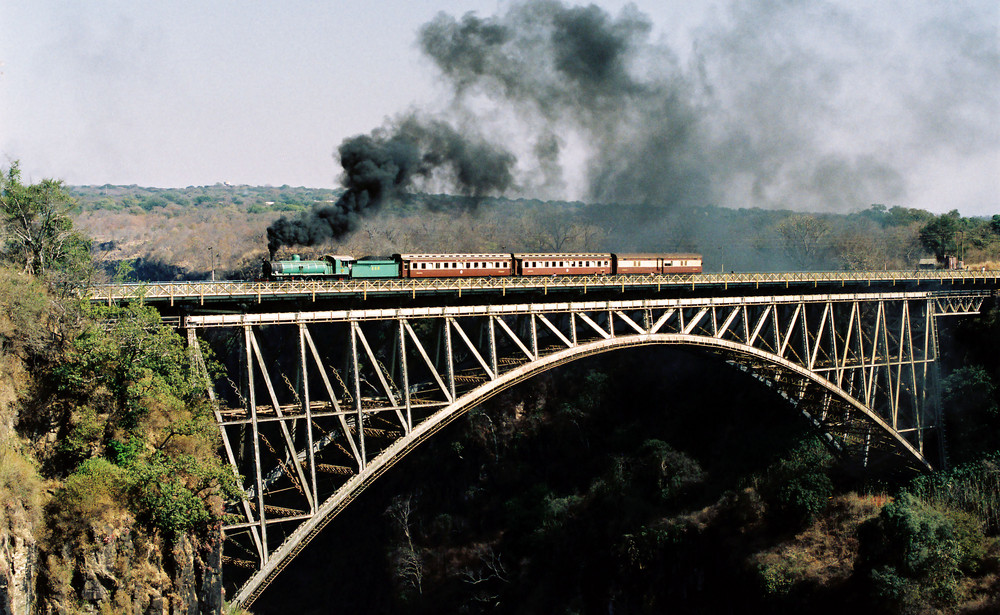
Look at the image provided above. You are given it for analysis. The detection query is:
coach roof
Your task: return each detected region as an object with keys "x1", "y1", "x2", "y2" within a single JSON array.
[
  {"x1": 615, "y1": 253, "x2": 702, "y2": 259},
  {"x1": 395, "y1": 253, "x2": 511, "y2": 260},
  {"x1": 512, "y1": 253, "x2": 611, "y2": 259}
]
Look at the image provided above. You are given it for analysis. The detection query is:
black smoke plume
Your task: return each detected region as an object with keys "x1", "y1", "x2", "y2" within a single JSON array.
[
  {"x1": 418, "y1": 2, "x2": 709, "y2": 208},
  {"x1": 416, "y1": 0, "x2": 996, "y2": 216},
  {"x1": 266, "y1": 116, "x2": 515, "y2": 256}
]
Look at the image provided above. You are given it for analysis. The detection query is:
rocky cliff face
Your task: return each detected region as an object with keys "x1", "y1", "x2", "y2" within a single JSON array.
[
  {"x1": 0, "y1": 528, "x2": 37, "y2": 615},
  {"x1": 39, "y1": 524, "x2": 223, "y2": 615},
  {"x1": 1, "y1": 509, "x2": 222, "y2": 615}
]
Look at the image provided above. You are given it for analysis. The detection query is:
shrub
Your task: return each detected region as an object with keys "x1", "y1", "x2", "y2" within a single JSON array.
[
  {"x1": 635, "y1": 439, "x2": 706, "y2": 502},
  {"x1": 124, "y1": 452, "x2": 236, "y2": 535},
  {"x1": 858, "y1": 493, "x2": 988, "y2": 609},
  {"x1": 756, "y1": 554, "x2": 807, "y2": 597},
  {"x1": 47, "y1": 458, "x2": 128, "y2": 538},
  {"x1": 761, "y1": 437, "x2": 834, "y2": 526}
]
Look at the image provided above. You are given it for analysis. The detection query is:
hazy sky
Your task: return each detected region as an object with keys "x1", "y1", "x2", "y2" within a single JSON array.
[{"x1": 1, "y1": 0, "x2": 997, "y2": 216}]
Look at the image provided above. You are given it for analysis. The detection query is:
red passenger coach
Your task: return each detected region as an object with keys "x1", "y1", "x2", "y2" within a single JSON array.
[
  {"x1": 661, "y1": 254, "x2": 703, "y2": 274},
  {"x1": 397, "y1": 253, "x2": 513, "y2": 278},
  {"x1": 614, "y1": 253, "x2": 703, "y2": 274},
  {"x1": 614, "y1": 254, "x2": 664, "y2": 275},
  {"x1": 513, "y1": 253, "x2": 613, "y2": 276}
]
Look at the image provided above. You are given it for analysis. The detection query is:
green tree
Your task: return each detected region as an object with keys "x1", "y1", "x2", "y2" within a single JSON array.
[
  {"x1": 918, "y1": 212, "x2": 961, "y2": 262},
  {"x1": 0, "y1": 161, "x2": 90, "y2": 276},
  {"x1": 991, "y1": 214, "x2": 1000, "y2": 236}
]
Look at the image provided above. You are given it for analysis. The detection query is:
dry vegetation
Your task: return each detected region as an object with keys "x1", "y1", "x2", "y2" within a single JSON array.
[
  {"x1": 70, "y1": 185, "x2": 1000, "y2": 283},
  {"x1": 750, "y1": 493, "x2": 887, "y2": 594}
]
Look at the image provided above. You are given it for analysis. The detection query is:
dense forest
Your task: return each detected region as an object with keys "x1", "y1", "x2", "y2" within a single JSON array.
[{"x1": 0, "y1": 167, "x2": 998, "y2": 614}]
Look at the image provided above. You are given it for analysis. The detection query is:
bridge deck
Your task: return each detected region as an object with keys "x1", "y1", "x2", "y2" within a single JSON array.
[{"x1": 86, "y1": 269, "x2": 1000, "y2": 305}]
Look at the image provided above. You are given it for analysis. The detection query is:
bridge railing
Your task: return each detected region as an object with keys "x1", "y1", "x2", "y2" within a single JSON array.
[{"x1": 83, "y1": 269, "x2": 1000, "y2": 305}]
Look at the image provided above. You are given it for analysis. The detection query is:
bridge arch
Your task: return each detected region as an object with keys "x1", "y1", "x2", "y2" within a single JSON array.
[
  {"x1": 189, "y1": 289, "x2": 1000, "y2": 605},
  {"x1": 229, "y1": 330, "x2": 929, "y2": 605}
]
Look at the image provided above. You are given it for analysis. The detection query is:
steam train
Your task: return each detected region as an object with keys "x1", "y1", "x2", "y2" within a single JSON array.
[{"x1": 263, "y1": 252, "x2": 703, "y2": 280}]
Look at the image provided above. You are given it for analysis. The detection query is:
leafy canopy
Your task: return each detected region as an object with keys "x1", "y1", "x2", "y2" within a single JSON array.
[{"x1": 0, "y1": 161, "x2": 90, "y2": 277}]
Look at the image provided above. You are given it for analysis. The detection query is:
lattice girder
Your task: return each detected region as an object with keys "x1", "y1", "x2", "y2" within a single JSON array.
[{"x1": 185, "y1": 289, "x2": 992, "y2": 606}]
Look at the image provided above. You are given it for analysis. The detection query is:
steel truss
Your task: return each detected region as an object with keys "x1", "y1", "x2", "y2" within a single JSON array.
[
  {"x1": 185, "y1": 289, "x2": 991, "y2": 606},
  {"x1": 92, "y1": 268, "x2": 999, "y2": 306}
]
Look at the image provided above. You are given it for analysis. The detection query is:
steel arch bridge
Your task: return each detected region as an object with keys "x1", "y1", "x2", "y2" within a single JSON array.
[{"x1": 183, "y1": 288, "x2": 992, "y2": 606}]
